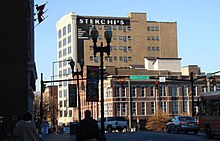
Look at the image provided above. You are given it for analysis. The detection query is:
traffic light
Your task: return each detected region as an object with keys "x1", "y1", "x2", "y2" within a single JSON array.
[{"x1": 155, "y1": 81, "x2": 159, "y2": 89}]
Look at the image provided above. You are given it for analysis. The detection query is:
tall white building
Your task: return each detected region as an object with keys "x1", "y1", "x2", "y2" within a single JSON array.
[{"x1": 56, "y1": 12, "x2": 78, "y2": 124}]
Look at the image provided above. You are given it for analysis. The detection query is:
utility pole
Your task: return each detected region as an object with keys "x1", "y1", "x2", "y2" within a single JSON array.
[{"x1": 190, "y1": 72, "x2": 195, "y2": 117}]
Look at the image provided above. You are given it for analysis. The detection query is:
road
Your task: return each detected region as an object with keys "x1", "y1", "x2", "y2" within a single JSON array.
[
  {"x1": 42, "y1": 131, "x2": 220, "y2": 141},
  {"x1": 106, "y1": 131, "x2": 219, "y2": 141}
]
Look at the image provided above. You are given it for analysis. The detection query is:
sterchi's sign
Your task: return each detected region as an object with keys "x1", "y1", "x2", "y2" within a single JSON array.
[
  {"x1": 78, "y1": 17, "x2": 130, "y2": 25},
  {"x1": 77, "y1": 16, "x2": 130, "y2": 40}
]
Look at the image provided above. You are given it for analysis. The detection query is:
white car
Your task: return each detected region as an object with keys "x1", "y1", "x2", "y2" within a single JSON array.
[{"x1": 97, "y1": 116, "x2": 128, "y2": 132}]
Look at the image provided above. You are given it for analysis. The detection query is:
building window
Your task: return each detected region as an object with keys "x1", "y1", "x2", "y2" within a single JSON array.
[
  {"x1": 114, "y1": 56, "x2": 117, "y2": 61},
  {"x1": 113, "y1": 46, "x2": 117, "y2": 50},
  {"x1": 59, "y1": 100, "x2": 62, "y2": 107},
  {"x1": 68, "y1": 35, "x2": 71, "y2": 44},
  {"x1": 113, "y1": 35, "x2": 117, "y2": 40},
  {"x1": 128, "y1": 36, "x2": 132, "y2": 40},
  {"x1": 156, "y1": 46, "x2": 160, "y2": 51},
  {"x1": 171, "y1": 85, "x2": 178, "y2": 96},
  {"x1": 121, "y1": 87, "x2": 126, "y2": 97},
  {"x1": 172, "y1": 100, "x2": 178, "y2": 114},
  {"x1": 59, "y1": 90, "x2": 62, "y2": 98},
  {"x1": 119, "y1": 46, "x2": 123, "y2": 50},
  {"x1": 141, "y1": 87, "x2": 145, "y2": 97},
  {"x1": 119, "y1": 56, "x2": 123, "y2": 61},
  {"x1": 59, "y1": 51, "x2": 62, "y2": 58},
  {"x1": 152, "y1": 36, "x2": 155, "y2": 40},
  {"x1": 109, "y1": 56, "x2": 112, "y2": 62},
  {"x1": 69, "y1": 110, "x2": 72, "y2": 117},
  {"x1": 148, "y1": 46, "x2": 151, "y2": 51},
  {"x1": 118, "y1": 25, "x2": 122, "y2": 30},
  {"x1": 150, "y1": 86, "x2": 154, "y2": 96},
  {"x1": 64, "y1": 89, "x2": 67, "y2": 97},
  {"x1": 63, "y1": 26, "x2": 66, "y2": 36},
  {"x1": 124, "y1": 56, "x2": 127, "y2": 63},
  {"x1": 64, "y1": 100, "x2": 67, "y2": 107},
  {"x1": 68, "y1": 46, "x2": 71, "y2": 54},
  {"x1": 64, "y1": 110, "x2": 67, "y2": 117},
  {"x1": 90, "y1": 56, "x2": 93, "y2": 61},
  {"x1": 123, "y1": 36, "x2": 127, "y2": 42},
  {"x1": 156, "y1": 36, "x2": 160, "y2": 40},
  {"x1": 159, "y1": 85, "x2": 166, "y2": 96},
  {"x1": 63, "y1": 48, "x2": 67, "y2": 56},
  {"x1": 123, "y1": 26, "x2": 126, "y2": 31},
  {"x1": 116, "y1": 103, "x2": 120, "y2": 116},
  {"x1": 123, "y1": 46, "x2": 127, "y2": 52},
  {"x1": 147, "y1": 36, "x2": 151, "y2": 40},
  {"x1": 63, "y1": 38, "x2": 66, "y2": 46},
  {"x1": 59, "y1": 111, "x2": 63, "y2": 117},
  {"x1": 147, "y1": 26, "x2": 150, "y2": 31},
  {"x1": 58, "y1": 29, "x2": 62, "y2": 38},
  {"x1": 128, "y1": 57, "x2": 132, "y2": 61},
  {"x1": 151, "y1": 26, "x2": 155, "y2": 31},
  {"x1": 115, "y1": 86, "x2": 119, "y2": 97},
  {"x1": 141, "y1": 102, "x2": 146, "y2": 115},
  {"x1": 183, "y1": 85, "x2": 188, "y2": 96},
  {"x1": 183, "y1": 101, "x2": 188, "y2": 112},
  {"x1": 132, "y1": 102, "x2": 136, "y2": 115},
  {"x1": 113, "y1": 25, "x2": 117, "y2": 30},
  {"x1": 156, "y1": 26, "x2": 159, "y2": 31},
  {"x1": 160, "y1": 101, "x2": 167, "y2": 113},
  {"x1": 128, "y1": 46, "x2": 132, "y2": 51},
  {"x1": 127, "y1": 26, "x2": 131, "y2": 30},
  {"x1": 151, "y1": 102, "x2": 155, "y2": 114},
  {"x1": 119, "y1": 36, "x2": 122, "y2": 40},
  {"x1": 152, "y1": 46, "x2": 155, "y2": 51},
  {"x1": 59, "y1": 41, "x2": 62, "y2": 48},
  {"x1": 122, "y1": 103, "x2": 126, "y2": 115},
  {"x1": 67, "y1": 24, "x2": 71, "y2": 33},
  {"x1": 131, "y1": 87, "x2": 136, "y2": 97}
]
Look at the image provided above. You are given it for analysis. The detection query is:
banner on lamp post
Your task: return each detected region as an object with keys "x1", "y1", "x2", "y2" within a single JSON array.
[
  {"x1": 86, "y1": 66, "x2": 99, "y2": 102},
  {"x1": 68, "y1": 84, "x2": 77, "y2": 107}
]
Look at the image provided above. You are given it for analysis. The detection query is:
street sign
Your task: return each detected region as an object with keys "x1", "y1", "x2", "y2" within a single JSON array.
[
  {"x1": 130, "y1": 75, "x2": 150, "y2": 80},
  {"x1": 159, "y1": 77, "x2": 166, "y2": 82}
]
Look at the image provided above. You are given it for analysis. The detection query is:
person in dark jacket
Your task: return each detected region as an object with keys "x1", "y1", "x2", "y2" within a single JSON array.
[{"x1": 76, "y1": 110, "x2": 100, "y2": 141}]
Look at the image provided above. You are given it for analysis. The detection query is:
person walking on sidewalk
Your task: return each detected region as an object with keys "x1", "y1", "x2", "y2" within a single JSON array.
[
  {"x1": 13, "y1": 112, "x2": 39, "y2": 141},
  {"x1": 76, "y1": 110, "x2": 100, "y2": 141}
]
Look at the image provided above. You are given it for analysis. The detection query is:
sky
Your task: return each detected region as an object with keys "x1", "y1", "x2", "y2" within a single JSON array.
[{"x1": 35, "y1": 0, "x2": 220, "y2": 91}]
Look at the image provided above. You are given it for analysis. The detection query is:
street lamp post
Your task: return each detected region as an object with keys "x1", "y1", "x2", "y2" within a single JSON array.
[
  {"x1": 91, "y1": 26, "x2": 112, "y2": 141},
  {"x1": 69, "y1": 58, "x2": 84, "y2": 122}
]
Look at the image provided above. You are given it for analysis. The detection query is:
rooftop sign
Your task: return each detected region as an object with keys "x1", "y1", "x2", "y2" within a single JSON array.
[{"x1": 77, "y1": 16, "x2": 130, "y2": 40}]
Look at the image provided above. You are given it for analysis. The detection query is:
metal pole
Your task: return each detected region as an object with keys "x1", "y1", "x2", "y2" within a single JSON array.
[
  {"x1": 40, "y1": 73, "x2": 43, "y2": 123},
  {"x1": 77, "y1": 68, "x2": 81, "y2": 122},
  {"x1": 128, "y1": 80, "x2": 132, "y2": 130},
  {"x1": 52, "y1": 62, "x2": 55, "y2": 126},
  {"x1": 190, "y1": 72, "x2": 194, "y2": 117},
  {"x1": 100, "y1": 50, "x2": 106, "y2": 141}
]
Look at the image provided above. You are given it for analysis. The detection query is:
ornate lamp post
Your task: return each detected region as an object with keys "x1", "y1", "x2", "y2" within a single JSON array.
[
  {"x1": 69, "y1": 58, "x2": 84, "y2": 122},
  {"x1": 91, "y1": 26, "x2": 112, "y2": 141}
]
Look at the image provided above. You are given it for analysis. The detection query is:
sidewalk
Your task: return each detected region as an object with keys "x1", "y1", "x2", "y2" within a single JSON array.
[{"x1": 41, "y1": 134, "x2": 76, "y2": 141}]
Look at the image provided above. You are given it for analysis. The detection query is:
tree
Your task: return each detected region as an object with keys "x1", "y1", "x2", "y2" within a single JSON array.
[{"x1": 145, "y1": 109, "x2": 170, "y2": 131}]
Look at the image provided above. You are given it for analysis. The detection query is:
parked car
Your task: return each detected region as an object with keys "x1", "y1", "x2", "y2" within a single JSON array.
[
  {"x1": 97, "y1": 116, "x2": 128, "y2": 132},
  {"x1": 166, "y1": 116, "x2": 199, "y2": 134}
]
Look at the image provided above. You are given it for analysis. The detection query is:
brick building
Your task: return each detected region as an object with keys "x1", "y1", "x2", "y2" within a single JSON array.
[{"x1": 0, "y1": 0, "x2": 37, "y2": 138}]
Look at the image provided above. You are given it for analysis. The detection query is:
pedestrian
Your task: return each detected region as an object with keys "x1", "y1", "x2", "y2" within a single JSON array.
[
  {"x1": 13, "y1": 112, "x2": 39, "y2": 141},
  {"x1": 76, "y1": 110, "x2": 100, "y2": 141},
  {"x1": 41, "y1": 117, "x2": 50, "y2": 135}
]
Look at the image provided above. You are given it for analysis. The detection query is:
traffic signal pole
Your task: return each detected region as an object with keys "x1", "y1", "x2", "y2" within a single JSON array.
[
  {"x1": 190, "y1": 72, "x2": 195, "y2": 117},
  {"x1": 40, "y1": 73, "x2": 43, "y2": 123}
]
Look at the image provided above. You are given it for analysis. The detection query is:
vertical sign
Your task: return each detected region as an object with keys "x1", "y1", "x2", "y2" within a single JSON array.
[
  {"x1": 86, "y1": 66, "x2": 99, "y2": 102},
  {"x1": 69, "y1": 84, "x2": 77, "y2": 107}
]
